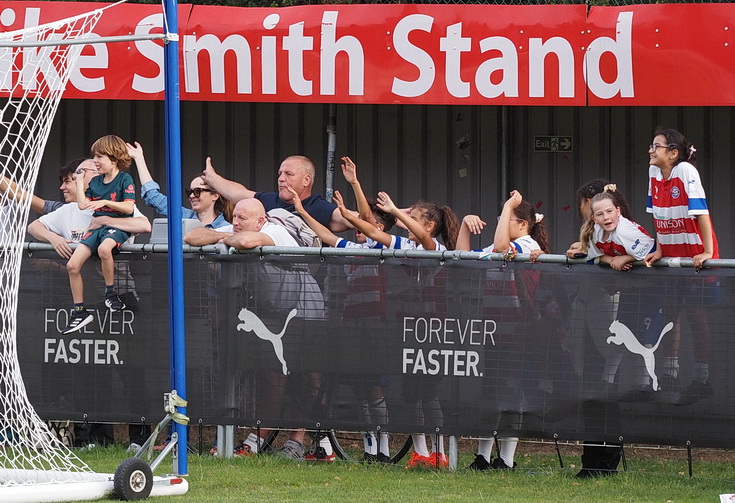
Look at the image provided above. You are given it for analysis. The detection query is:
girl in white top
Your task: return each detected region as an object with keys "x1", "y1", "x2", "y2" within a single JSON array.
[
  {"x1": 580, "y1": 188, "x2": 655, "y2": 270},
  {"x1": 457, "y1": 190, "x2": 549, "y2": 471},
  {"x1": 457, "y1": 190, "x2": 549, "y2": 256},
  {"x1": 334, "y1": 190, "x2": 459, "y2": 252},
  {"x1": 335, "y1": 190, "x2": 459, "y2": 468}
]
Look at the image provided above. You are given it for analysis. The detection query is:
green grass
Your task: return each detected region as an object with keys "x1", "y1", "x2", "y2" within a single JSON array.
[{"x1": 74, "y1": 444, "x2": 735, "y2": 503}]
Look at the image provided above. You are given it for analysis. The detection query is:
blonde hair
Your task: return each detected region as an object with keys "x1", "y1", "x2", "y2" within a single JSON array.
[{"x1": 579, "y1": 191, "x2": 616, "y2": 253}]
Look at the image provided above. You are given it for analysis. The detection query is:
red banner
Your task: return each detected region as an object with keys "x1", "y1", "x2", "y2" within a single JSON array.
[
  {"x1": 587, "y1": 5, "x2": 735, "y2": 106},
  {"x1": 2, "y1": 2, "x2": 735, "y2": 105}
]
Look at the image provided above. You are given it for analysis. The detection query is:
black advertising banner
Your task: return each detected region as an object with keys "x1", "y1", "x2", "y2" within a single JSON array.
[{"x1": 17, "y1": 250, "x2": 735, "y2": 447}]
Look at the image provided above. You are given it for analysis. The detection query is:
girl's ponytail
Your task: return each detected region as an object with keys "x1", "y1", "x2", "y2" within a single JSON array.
[
  {"x1": 529, "y1": 213, "x2": 550, "y2": 254},
  {"x1": 440, "y1": 206, "x2": 460, "y2": 250},
  {"x1": 413, "y1": 201, "x2": 460, "y2": 250},
  {"x1": 514, "y1": 200, "x2": 550, "y2": 253}
]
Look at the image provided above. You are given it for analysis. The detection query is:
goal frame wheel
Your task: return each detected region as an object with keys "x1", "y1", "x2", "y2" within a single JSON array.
[{"x1": 113, "y1": 457, "x2": 153, "y2": 500}]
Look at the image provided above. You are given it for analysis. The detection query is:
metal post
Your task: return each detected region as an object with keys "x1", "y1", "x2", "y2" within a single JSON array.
[
  {"x1": 501, "y1": 105, "x2": 509, "y2": 198},
  {"x1": 325, "y1": 104, "x2": 337, "y2": 202},
  {"x1": 449, "y1": 435, "x2": 458, "y2": 471},
  {"x1": 163, "y1": 0, "x2": 187, "y2": 476}
]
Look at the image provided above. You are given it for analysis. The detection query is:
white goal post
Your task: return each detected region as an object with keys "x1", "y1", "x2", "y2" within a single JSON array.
[{"x1": 0, "y1": 3, "x2": 187, "y2": 502}]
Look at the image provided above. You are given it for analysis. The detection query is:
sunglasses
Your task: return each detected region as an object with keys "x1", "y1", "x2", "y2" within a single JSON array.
[{"x1": 185, "y1": 188, "x2": 212, "y2": 197}]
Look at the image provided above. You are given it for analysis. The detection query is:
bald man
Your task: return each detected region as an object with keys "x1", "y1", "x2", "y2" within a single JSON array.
[
  {"x1": 187, "y1": 197, "x2": 327, "y2": 460},
  {"x1": 202, "y1": 155, "x2": 352, "y2": 233},
  {"x1": 184, "y1": 198, "x2": 297, "y2": 248}
]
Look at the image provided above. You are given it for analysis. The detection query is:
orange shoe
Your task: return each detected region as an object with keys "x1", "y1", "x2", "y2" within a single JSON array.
[
  {"x1": 405, "y1": 452, "x2": 430, "y2": 469},
  {"x1": 405, "y1": 452, "x2": 448, "y2": 469},
  {"x1": 304, "y1": 446, "x2": 336, "y2": 463},
  {"x1": 426, "y1": 452, "x2": 449, "y2": 469}
]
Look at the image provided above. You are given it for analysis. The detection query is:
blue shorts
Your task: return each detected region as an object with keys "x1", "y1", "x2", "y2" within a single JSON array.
[{"x1": 80, "y1": 226, "x2": 130, "y2": 254}]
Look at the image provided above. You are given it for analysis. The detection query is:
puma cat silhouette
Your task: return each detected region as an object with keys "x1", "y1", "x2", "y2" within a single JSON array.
[
  {"x1": 607, "y1": 319, "x2": 674, "y2": 391},
  {"x1": 236, "y1": 307, "x2": 297, "y2": 375}
]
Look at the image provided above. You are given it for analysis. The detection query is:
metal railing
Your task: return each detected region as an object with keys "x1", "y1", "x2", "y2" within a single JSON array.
[{"x1": 23, "y1": 241, "x2": 735, "y2": 268}]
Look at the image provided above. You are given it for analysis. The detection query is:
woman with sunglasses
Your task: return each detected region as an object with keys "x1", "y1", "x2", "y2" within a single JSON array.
[{"x1": 129, "y1": 141, "x2": 233, "y2": 228}]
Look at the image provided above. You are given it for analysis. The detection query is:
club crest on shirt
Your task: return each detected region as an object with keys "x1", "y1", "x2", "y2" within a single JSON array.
[{"x1": 670, "y1": 186, "x2": 680, "y2": 199}]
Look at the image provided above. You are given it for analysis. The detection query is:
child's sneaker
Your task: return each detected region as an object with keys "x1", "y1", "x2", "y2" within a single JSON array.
[
  {"x1": 376, "y1": 452, "x2": 392, "y2": 464},
  {"x1": 304, "y1": 446, "x2": 336, "y2": 463},
  {"x1": 490, "y1": 457, "x2": 517, "y2": 470},
  {"x1": 105, "y1": 291, "x2": 126, "y2": 312},
  {"x1": 468, "y1": 454, "x2": 491, "y2": 471},
  {"x1": 61, "y1": 309, "x2": 93, "y2": 335},
  {"x1": 428, "y1": 452, "x2": 449, "y2": 469},
  {"x1": 405, "y1": 452, "x2": 447, "y2": 469},
  {"x1": 405, "y1": 452, "x2": 430, "y2": 469}
]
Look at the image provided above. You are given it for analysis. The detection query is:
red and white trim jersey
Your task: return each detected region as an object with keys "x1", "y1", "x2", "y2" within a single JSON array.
[
  {"x1": 586, "y1": 215, "x2": 654, "y2": 261},
  {"x1": 646, "y1": 161, "x2": 719, "y2": 258}
]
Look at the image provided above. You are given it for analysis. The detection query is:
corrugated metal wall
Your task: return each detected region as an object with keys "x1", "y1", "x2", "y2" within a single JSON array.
[{"x1": 39, "y1": 101, "x2": 734, "y2": 255}]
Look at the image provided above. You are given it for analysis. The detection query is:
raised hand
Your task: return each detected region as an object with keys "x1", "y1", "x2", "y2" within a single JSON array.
[
  {"x1": 341, "y1": 156, "x2": 358, "y2": 185},
  {"x1": 333, "y1": 190, "x2": 349, "y2": 216},
  {"x1": 125, "y1": 141, "x2": 143, "y2": 160},
  {"x1": 376, "y1": 191, "x2": 398, "y2": 214},
  {"x1": 462, "y1": 214, "x2": 486, "y2": 235},
  {"x1": 504, "y1": 190, "x2": 523, "y2": 209},
  {"x1": 203, "y1": 157, "x2": 217, "y2": 180}
]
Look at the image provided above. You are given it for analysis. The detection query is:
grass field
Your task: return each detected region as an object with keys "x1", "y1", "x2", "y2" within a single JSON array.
[{"x1": 75, "y1": 440, "x2": 735, "y2": 503}]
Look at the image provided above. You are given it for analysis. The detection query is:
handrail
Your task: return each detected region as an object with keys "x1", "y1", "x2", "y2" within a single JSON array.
[{"x1": 20, "y1": 242, "x2": 735, "y2": 268}]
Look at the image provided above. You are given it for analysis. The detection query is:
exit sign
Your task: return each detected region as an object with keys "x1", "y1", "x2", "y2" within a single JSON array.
[{"x1": 534, "y1": 136, "x2": 573, "y2": 152}]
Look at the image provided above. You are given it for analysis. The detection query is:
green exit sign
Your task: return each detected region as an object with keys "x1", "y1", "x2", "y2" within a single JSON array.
[{"x1": 534, "y1": 136, "x2": 573, "y2": 152}]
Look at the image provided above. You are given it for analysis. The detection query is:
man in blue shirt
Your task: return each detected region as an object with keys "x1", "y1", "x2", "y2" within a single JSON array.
[{"x1": 202, "y1": 155, "x2": 352, "y2": 232}]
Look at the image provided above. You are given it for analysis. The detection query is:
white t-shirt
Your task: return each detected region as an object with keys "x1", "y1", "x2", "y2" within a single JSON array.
[
  {"x1": 367, "y1": 235, "x2": 446, "y2": 251},
  {"x1": 482, "y1": 234, "x2": 540, "y2": 254},
  {"x1": 38, "y1": 202, "x2": 145, "y2": 242},
  {"x1": 586, "y1": 215, "x2": 654, "y2": 261},
  {"x1": 216, "y1": 221, "x2": 299, "y2": 247}
]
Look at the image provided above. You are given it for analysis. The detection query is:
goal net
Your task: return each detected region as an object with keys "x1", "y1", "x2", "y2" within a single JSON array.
[{"x1": 0, "y1": 6, "x2": 105, "y2": 489}]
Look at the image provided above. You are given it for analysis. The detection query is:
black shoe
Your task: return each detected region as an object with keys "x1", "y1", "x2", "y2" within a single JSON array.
[
  {"x1": 362, "y1": 452, "x2": 390, "y2": 464},
  {"x1": 490, "y1": 457, "x2": 517, "y2": 470},
  {"x1": 362, "y1": 452, "x2": 377, "y2": 464},
  {"x1": 61, "y1": 309, "x2": 93, "y2": 335},
  {"x1": 104, "y1": 291, "x2": 126, "y2": 312},
  {"x1": 376, "y1": 453, "x2": 391, "y2": 464},
  {"x1": 468, "y1": 454, "x2": 491, "y2": 471},
  {"x1": 675, "y1": 380, "x2": 714, "y2": 406}
]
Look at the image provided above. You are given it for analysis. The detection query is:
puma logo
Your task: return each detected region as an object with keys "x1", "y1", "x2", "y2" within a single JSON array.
[
  {"x1": 607, "y1": 319, "x2": 674, "y2": 391},
  {"x1": 236, "y1": 307, "x2": 297, "y2": 375}
]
